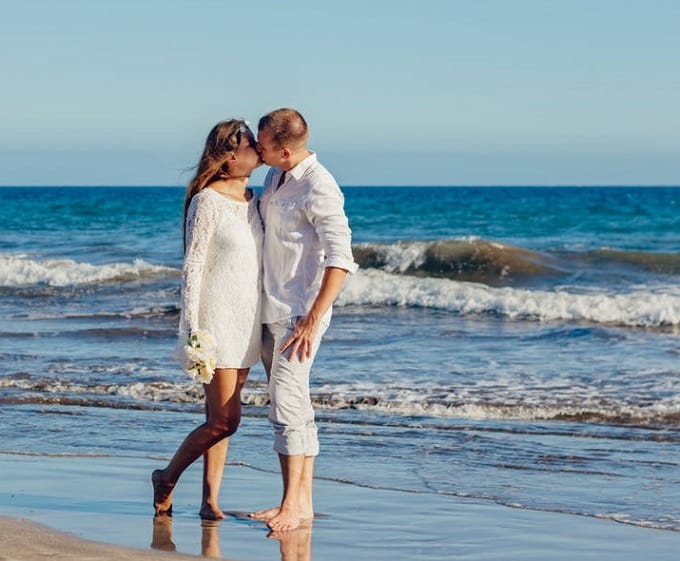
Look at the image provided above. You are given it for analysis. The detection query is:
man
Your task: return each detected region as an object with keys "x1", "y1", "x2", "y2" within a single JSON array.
[{"x1": 251, "y1": 108, "x2": 357, "y2": 531}]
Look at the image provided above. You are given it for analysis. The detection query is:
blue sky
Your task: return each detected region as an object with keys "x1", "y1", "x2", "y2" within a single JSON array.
[{"x1": 1, "y1": 0, "x2": 679, "y2": 186}]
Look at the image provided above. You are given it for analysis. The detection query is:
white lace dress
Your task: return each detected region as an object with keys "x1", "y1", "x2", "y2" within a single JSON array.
[{"x1": 179, "y1": 188, "x2": 263, "y2": 370}]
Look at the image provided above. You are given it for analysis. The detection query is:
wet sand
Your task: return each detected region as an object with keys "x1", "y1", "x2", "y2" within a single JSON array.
[
  {"x1": 0, "y1": 515, "x2": 210, "y2": 561},
  {"x1": 1, "y1": 453, "x2": 679, "y2": 561}
]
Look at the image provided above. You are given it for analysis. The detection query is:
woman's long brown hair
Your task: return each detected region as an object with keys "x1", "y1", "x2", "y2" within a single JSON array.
[{"x1": 183, "y1": 119, "x2": 253, "y2": 249}]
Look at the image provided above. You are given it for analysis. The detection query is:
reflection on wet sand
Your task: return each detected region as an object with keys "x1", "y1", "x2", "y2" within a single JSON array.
[
  {"x1": 150, "y1": 513, "x2": 313, "y2": 560},
  {"x1": 268, "y1": 520, "x2": 313, "y2": 561},
  {"x1": 201, "y1": 519, "x2": 222, "y2": 558},
  {"x1": 150, "y1": 514, "x2": 176, "y2": 552}
]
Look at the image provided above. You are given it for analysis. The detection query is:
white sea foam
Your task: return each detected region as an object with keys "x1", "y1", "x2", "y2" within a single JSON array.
[
  {"x1": 3, "y1": 376, "x2": 678, "y2": 425},
  {"x1": 338, "y1": 269, "x2": 680, "y2": 327},
  {"x1": 0, "y1": 254, "x2": 179, "y2": 287},
  {"x1": 309, "y1": 380, "x2": 680, "y2": 423}
]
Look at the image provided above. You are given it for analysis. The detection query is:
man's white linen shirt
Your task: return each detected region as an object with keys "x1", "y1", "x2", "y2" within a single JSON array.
[{"x1": 259, "y1": 153, "x2": 358, "y2": 324}]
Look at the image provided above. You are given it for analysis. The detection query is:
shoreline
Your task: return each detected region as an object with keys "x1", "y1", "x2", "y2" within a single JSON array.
[{"x1": 1, "y1": 453, "x2": 680, "y2": 561}]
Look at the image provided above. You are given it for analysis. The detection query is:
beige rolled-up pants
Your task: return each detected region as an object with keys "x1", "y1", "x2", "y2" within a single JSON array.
[{"x1": 261, "y1": 316, "x2": 329, "y2": 457}]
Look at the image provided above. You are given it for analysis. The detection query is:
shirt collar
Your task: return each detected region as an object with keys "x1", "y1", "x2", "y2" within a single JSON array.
[{"x1": 287, "y1": 152, "x2": 317, "y2": 181}]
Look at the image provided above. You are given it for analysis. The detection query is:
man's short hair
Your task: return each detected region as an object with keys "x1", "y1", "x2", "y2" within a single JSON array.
[{"x1": 258, "y1": 108, "x2": 309, "y2": 149}]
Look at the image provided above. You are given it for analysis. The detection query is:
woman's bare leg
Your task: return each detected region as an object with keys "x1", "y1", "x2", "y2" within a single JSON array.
[
  {"x1": 200, "y1": 369, "x2": 247, "y2": 519},
  {"x1": 152, "y1": 368, "x2": 248, "y2": 516},
  {"x1": 200, "y1": 437, "x2": 229, "y2": 520}
]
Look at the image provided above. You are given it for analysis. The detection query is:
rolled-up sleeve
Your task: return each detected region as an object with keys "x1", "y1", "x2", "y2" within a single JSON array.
[{"x1": 305, "y1": 181, "x2": 358, "y2": 274}]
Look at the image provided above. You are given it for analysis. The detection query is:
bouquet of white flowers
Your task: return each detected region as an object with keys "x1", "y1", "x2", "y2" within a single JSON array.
[{"x1": 182, "y1": 329, "x2": 217, "y2": 384}]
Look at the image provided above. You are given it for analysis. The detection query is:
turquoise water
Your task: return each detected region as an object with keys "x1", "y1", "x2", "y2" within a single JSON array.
[{"x1": 0, "y1": 186, "x2": 679, "y2": 531}]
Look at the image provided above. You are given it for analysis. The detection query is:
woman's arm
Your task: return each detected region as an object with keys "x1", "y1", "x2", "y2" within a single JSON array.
[{"x1": 180, "y1": 193, "x2": 216, "y2": 338}]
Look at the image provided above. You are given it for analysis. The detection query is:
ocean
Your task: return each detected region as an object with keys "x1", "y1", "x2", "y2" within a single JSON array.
[{"x1": 0, "y1": 185, "x2": 678, "y2": 532}]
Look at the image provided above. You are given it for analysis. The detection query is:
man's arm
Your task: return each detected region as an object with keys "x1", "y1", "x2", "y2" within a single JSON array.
[{"x1": 281, "y1": 175, "x2": 357, "y2": 361}]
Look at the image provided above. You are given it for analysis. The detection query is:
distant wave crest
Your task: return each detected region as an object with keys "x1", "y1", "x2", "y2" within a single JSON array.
[
  {"x1": 583, "y1": 248, "x2": 680, "y2": 274},
  {"x1": 353, "y1": 239, "x2": 680, "y2": 283},
  {"x1": 353, "y1": 239, "x2": 554, "y2": 284},
  {"x1": 0, "y1": 254, "x2": 179, "y2": 287}
]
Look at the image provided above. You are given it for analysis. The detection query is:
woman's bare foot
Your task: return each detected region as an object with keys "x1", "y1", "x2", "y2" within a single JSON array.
[
  {"x1": 152, "y1": 469, "x2": 174, "y2": 515},
  {"x1": 199, "y1": 503, "x2": 225, "y2": 520}
]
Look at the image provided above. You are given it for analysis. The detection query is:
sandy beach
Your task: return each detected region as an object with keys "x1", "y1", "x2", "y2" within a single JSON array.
[
  {"x1": 1, "y1": 453, "x2": 679, "y2": 561},
  {"x1": 0, "y1": 515, "x2": 209, "y2": 561}
]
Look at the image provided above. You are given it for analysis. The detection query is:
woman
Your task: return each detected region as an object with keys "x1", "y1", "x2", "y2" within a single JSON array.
[{"x1": 152, "y1": 119, "x2": 263, "y2": 520}]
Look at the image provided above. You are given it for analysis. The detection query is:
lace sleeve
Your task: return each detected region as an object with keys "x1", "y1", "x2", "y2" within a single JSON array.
[{"x1": 180, "y1": 192, "x2": 217, "y2": 338}]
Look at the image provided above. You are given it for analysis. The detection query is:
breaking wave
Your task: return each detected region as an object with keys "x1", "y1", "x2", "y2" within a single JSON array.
[
  {"x1": 353, "y1": 239, "x2": 680, "y2": 283},
  {"x1": 338, "y1": 269, "x2": 680, "y2": 328},
  {"x1": 0, "y1": 254, "x2": 179, "y2": 288}
]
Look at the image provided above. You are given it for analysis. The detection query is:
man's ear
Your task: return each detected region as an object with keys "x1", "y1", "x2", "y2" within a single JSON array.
[{"x1": 281, "y1": 147, "x2": 292, "y2": 160}]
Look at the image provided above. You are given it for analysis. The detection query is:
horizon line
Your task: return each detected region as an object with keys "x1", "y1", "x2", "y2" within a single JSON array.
[{"x1": 1, "y1": 184, "x2": 679, "y2": 189}]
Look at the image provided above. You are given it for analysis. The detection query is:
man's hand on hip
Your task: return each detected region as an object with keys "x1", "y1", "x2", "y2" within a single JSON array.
[{"x1": 280, "y1": 314, "x2": 320, "y2": 362}]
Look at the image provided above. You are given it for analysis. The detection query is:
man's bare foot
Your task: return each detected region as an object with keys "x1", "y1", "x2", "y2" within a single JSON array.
[
  {"x1": 267, "y1": 518, "x2": 313, "y2": 539},
  {"x1": 249, "y1": 506, "x2": 280, "y2": 521},
  {"x1": 199, "y1": 503, "x2": 225, "y2": 521},
  {"x1": 152, "y1": 469, "x2": 174, "y2": 515},
  {"x1": 267, "y1": 507, "x2": 302, "y2": 532},
  {"x1": 250, "y1": 504, "x2": 315, "y2": 522}
]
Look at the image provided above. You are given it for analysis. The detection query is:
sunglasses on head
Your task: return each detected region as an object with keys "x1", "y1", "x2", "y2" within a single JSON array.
[{"x1": 236, "y1": 122, "x2": 256, "y2": 148}]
